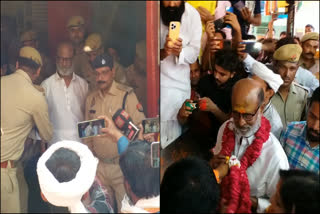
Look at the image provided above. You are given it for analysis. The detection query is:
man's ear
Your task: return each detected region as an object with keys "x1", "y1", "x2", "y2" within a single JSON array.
[
  {"x1": 41, "y1": 192, "x2": 48, "y2": 202},
  {"x1": 230, "y1": 71, "x2": 236, "y2": 79}
]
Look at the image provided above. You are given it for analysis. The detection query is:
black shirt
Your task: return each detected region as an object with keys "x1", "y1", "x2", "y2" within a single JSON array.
[{"x1": 188, "y1": 74, "x2": 238, "y2": 148}]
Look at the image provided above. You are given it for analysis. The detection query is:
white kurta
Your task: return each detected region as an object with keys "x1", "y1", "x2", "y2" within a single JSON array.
[
  {"x1": 160, "y1": 2, "x2": 202, "y2": 148},
  {"x1": 213, "y1": 119, "x2": 289, "y2": 213},
  {"x1": 41, "y1": 72, "x2": 88, "y2": 145}
]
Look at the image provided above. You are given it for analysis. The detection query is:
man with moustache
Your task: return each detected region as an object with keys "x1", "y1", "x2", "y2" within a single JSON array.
[
  {"x1": 41, "y1": 42, "x2": 88, "y2": 145},
  {"x1": 212, "y1": 78, "x2": 289, "y2": 213},
  {"x1": 280, "y1": 87, "x2": 319, "y2": 174},
  {"x1": 84, "y1": 53, "x2": 145, "y2": 212},
  {"x1": 270, "y1": 44, "x2": 308, "y2": 127},
  {"x1": 178, "y1": 49, "x2": 247, "y2": 149},
  {"x1": 299, "y1": 32, "x2": 319, "y2": 79},
  {"x1": 160, "y1": 0, "x2": 202, "y2": 148}
]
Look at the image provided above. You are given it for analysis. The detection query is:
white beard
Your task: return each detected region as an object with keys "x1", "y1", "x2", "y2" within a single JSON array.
[
  {"x1": 57, "y1": 64, "x2": 74, "y2": 77},
  {"x1": 233, "y1": 113, "x2": 262, "y2": 138}
]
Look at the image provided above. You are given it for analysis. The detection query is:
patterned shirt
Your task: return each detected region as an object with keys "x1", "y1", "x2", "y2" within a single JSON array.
[
  {"x1": 280, "y1": 121, "x2": 319, "y2": 174},
  {"x1": 83, "y1": 178, "x2": 114, "y2": 213}
]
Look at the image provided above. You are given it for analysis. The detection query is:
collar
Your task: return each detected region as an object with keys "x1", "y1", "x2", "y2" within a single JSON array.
[
  {"x1": 16, "y1": 69, "x2": 32, "y2": 84},
  {"x1": 290, "y1": 83, "x2": 298, "y2": 94},
  {"x1": 54, "y1": 72, "x2": 77, "y2": 82},
  {"x1": 263, "y1": 101, "x2": 272, "y2": 113},
  {"x1": 98, "y1": 80, "x2": 118, "y2": 99}
]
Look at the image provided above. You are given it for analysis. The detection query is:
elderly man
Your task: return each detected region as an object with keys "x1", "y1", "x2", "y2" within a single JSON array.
[
  {"x1": 280, "y1": 87, "x2": 319, "y2": 174},
  {"x1": 84, "y1": 53, "x2": 145, "y2": 212},
  {"x1": 1, "y1": 47, "x2": 53, "y2": 213},
  {"x1": 212, "y1": 78, "x2": 289, "y2": 213},
  {"x1": 41, "y1": 42, "x2": 88, "y2": 145},
  {"x1": 20, "y1": 30, "x2": 55, "y2": 85},
  {"x1": 299, "y1": 32, "x2": 319, "y2": 79},
  {"x1": 160, "y1": 0, "x2": 202, "y2": 148},
  {"x1": 250, "y1": 62, "x2": 284, "y2": 139}
]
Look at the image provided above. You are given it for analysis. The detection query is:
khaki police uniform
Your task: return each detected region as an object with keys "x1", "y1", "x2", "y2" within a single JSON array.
[
  {"x1": 271, "y1": 82, "x2": 308, "y2": 127},
  {"x1": 84, "y1": 80, "x2": 145, "y2": 211},
  {"x1": 1, "y1": 47, "x2": 52, "y2": 213},
  {"x1": 1, "y1": 53, "x2": 52, "y2": 213}
]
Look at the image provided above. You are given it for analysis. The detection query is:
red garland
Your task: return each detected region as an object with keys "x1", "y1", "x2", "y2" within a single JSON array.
[{"x1": 219, "y1": 116, "x2": 271, "y2": 213}]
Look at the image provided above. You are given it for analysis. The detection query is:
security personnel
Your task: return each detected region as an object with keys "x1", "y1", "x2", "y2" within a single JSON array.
[
  {"x1": 84, "y1": 53, "x2": 145, "y2": 212},
  {"x1": 299, "y1": 32, "x2": 319, "y2": 79},
  {"x1": 20, "y1": 30, "x2": 55, "y2": 85},
  {"x1": 271, "y1": 44, "x2": 308, "y2": 127},
  {"x1": 1, "y1": 47, "x2": 53, "y2": 213},
  {"x1": 83, "y1": 33, "x2": 128, "y2": 89}
]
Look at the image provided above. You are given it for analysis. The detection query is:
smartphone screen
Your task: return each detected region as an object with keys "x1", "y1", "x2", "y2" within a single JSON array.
[
  {"x1": 240, "y1": 41, "x2": 262, "y2": 54},
  {"x1": 142, "y1": 117, "x2": 160, "y2": 134},
  {"x1": 151, "y1": 142, "x2": 160, "y2": 168},
  {"x1": 78, "y1": 118, "x2": 105, "y2": 139}
]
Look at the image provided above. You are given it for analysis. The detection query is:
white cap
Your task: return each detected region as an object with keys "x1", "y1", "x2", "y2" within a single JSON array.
[
  {"x1": 37, "y1": 140, "x2": 98, "y2": 213},
  {"x1": 251, "y1": 62, "x2": 284, "y2": 93}
]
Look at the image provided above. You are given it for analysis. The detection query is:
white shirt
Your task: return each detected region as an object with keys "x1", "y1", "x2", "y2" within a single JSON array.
[
  {"x1": 160, "y1": 2, "x2": 202, "y2": 147},
  {"x1": 213, "y1": 119, "x2": 289, "y2": 213},
  {"x1": 41, "y1": 72, "x2": 88, "y2": 145}
]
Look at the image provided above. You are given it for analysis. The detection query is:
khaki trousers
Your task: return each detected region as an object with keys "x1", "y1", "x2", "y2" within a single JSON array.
[
  {"x1": 1, "y1": 165, "x2": 18, "y2": 213},
  {"x1": 96, "y1": 161, "x2": 126, "y2": 213}
]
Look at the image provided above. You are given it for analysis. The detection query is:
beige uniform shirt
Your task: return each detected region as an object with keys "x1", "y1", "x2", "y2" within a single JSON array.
[
  {"x1": 271, "y1": 82, "x2": 308, "y2": 128},
  {"x1": 84, "y1": 81, "x2": 145, "y2": 159},
  {"x1": 1, "y1": 69, "x2": 53, "y2": 162}
]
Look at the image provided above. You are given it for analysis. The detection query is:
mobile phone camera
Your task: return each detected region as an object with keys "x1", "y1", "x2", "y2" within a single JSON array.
[{"x1": 171, "y1": 23, "x2": 176, "y2": 30}]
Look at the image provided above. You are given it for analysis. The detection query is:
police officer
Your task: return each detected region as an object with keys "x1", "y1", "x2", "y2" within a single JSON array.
[
  {"x1": 83, "y1": 32, "x2": 128, "y2": 89},
  {"x1": 271, "y1": 44, "x2": 308, "y2": 127},
  {"x1": 20, "y1": 30, "x2": 55, "y2": 85},
  {"x1": 299, "y1": 32, "x2": 319, "y2": 79},
  {"x1": 1, "y1": 47, "x2": 53, "y2": 213},
  {"x1": 84, "y1": 53, "x2": 145, "y2": 212}
]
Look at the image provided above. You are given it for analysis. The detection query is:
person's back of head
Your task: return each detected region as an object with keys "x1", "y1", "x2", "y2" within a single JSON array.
[
  {"x1": 276, "y1": 36, "x2": 297, "y2": 50},
  {"x1": 44, "y1": 147, "x2": 81, "y2": 213},
  {"x1": 279, "y1": 169, "x2": 319, "y2": 213},
  {"x1": 161, "y1": 157, "x2": 219, "y2": 213},
  {"x1": 45, "y1": 148, "x2": 81, "y2": 183},
  {"x1": 119, "y1": 140, "x2": 160, "y2": 201}
]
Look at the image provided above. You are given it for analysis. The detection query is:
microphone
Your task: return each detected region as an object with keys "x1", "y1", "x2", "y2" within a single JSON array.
[{"x1": 112, "y1": 109, "x2": 140, "y2": 141}]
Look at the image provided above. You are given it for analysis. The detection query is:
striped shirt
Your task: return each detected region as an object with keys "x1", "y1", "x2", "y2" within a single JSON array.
[{"x1": 280, "y1": 121, "x2": 319, "y2": 174}]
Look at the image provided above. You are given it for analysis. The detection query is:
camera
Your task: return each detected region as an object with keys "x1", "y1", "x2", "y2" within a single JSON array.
[{"x1": 171, "y1": 23, "x2": 176, "y2": 30}]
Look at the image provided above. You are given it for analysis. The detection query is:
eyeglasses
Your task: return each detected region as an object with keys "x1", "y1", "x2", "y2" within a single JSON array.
[{"x1": 232, "y1": 104, "x2": 261, "y2": 121}]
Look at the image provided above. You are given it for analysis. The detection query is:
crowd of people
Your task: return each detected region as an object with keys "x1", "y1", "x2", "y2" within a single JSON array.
[
  {"x1": 1, "y1": 12, "x2": 159, "y2": 213},
  {"x1": 1, "y1": 0, "x2": 319, "y2": 213},
  {"x1": 160, "y1": 0, "x2": 319, "y2": 213}
]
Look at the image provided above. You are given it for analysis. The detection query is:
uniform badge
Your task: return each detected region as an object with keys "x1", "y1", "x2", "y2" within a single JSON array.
[
  {"x1": 290, "y1": 54, "x2": 297, "y2": 62},
  {"x1": 136, "y1": 103, "x2": 144, "y2": 112}
]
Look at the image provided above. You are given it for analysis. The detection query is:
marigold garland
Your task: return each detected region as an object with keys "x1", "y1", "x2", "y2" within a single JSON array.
[{"x1": 219, "y1": 116, "x2": 271, "y2": 213}]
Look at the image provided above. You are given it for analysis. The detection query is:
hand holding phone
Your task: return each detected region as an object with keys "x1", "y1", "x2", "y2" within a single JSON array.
[
  {"x1": 78, "y1": 118, "x2": 105, "y2": 139},
  {"x1": 239, "y1": 41, "x2": 262, "y2": 54},
  {"x1": 168, "y1": 21, "x2": 181, "y2": 47}
]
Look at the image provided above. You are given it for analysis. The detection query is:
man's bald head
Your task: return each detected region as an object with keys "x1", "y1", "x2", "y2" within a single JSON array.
[
  {"x1": 57, "y1": 42, "x2": 74, "y2": 56},
  {"x1": 232, "y1": 78, "x2": 264, "y2": 136},
  {"x1": 232, "y1": 78, "x2": 264, "y2": 111}
]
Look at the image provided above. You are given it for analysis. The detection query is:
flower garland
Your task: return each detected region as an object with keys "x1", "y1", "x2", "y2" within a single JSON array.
[{"x1": 219, "y1": 116, "x2": 271, "y2": 213}]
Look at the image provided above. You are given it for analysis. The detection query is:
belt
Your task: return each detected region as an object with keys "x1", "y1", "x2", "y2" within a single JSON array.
[
  {"x1": 1, "y1": 160, "x2": 15, "y2": 168},
  {"x1": 100, "y1": 156, "x2": 119, "y2": 164}
]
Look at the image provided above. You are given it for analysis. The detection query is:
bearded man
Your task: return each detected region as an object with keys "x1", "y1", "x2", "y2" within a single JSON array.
[
  {"x1": 41, "y1": 42, "x2": 88, "y2": 145},
  {"x1": 212, "y1": 78, "x2": 289, "y2": 213},
  {"x1": 160, "y1": 0, "x2": 202, "y2": 148}
]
